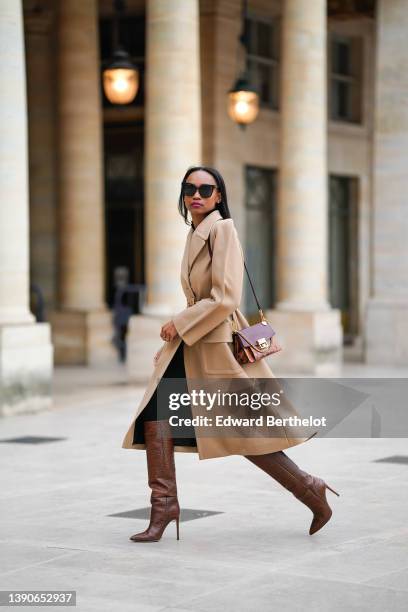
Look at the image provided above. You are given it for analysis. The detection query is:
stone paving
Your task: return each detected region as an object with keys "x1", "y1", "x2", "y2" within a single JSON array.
[{"x1": 1, "y1": 362, "x2": 408, "y2": 611}]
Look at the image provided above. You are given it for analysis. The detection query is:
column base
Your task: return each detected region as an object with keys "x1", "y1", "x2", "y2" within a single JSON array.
[
  {"x1": 126, "y1": 314, "x2": 164, "y2": 383},
  {"x1": 365, "y1": 298, "x2": 408, "y2": 366},
  {"x1": 265, "y1": 307, "x2": 343, "y2": 375},
  {"x1": 50, "y1": 309, "x2": 116, "y2": 365},
  {"x1": 0, "y1": 323, "x2": 53, "y2": 416}
]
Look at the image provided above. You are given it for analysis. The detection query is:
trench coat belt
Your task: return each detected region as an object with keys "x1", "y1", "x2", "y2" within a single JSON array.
[{"x1": 186, "y1": 295, "x2": 196, "y2": 307}]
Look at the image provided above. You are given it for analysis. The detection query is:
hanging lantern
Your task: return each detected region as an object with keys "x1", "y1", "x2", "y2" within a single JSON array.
[
  {"x1": 228, "y1": 74, "x2": 259, "y2": 126},
  {"x1": 102, "y1": 0, "x2": 139, "y2": 105},
  {"x1": 103, "y1": 49, "x2": 139, "y2": 105},
  {"x1": 227, "y1": 0, "x2": 259, "y2": 127}
]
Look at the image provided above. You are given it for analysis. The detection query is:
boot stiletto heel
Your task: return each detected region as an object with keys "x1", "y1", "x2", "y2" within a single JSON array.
[{"x1": 326, "y1": 484, "x2": 340, "y2": 497}]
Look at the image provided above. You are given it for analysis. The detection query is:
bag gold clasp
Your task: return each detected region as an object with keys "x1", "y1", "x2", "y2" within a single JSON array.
[{"x1": 256, "y1": 337, "x2": 269, "y2": 349}]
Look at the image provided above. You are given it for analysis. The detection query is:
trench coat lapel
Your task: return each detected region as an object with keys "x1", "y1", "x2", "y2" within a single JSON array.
[
  {"x1": 180, "y1": 208, "x2": 223, "y2": 289},
  {"x1": 180, "y1": 229, "x2": 193, "y2": 290}
]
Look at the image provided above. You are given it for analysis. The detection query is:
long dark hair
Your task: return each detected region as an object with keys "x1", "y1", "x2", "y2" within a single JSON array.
[{"x1": 178, "y1": 166, "x2": 232, "y2": 227}]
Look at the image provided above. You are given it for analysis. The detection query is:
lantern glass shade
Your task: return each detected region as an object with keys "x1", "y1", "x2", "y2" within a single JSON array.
[
  {"x1": 228, "y1": 89, "x2": 259, "y2": 125},
  {"x1": 103, "y1": 67, "x2": 139, "y2": 104}
]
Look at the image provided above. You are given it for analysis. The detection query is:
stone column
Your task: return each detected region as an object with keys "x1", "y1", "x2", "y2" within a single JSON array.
[
  {"x1": 143, "y1": 0, "x2": 202, "y2": 316},
  {"x1": 50, "y1": 0, "x2": 115, "y2": 364},
  {"x1": 127, "y1": 0, "x2": 202, "y2": 381},
  {"x1": 0, "y1": 0, "x2": 53, "y2": 415},
  {"x1": 267, "y1": 0, "x2": 342, "y2": 375},
  {"x1": 25, "y1": 5, "x2": 58, "y2": 313},
  {"x1": 365, "y1": 0, "x2": 408, "y2": 365}
]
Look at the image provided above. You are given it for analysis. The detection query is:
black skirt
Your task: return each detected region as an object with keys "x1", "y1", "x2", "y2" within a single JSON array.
[{"x1": 132, "y1": 341, "x2": 197, "y2": 447}]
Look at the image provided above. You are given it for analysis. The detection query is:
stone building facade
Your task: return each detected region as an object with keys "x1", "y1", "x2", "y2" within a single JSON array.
[{"x1": 1, "y1": 0, "x2": 407, "y2": 413}]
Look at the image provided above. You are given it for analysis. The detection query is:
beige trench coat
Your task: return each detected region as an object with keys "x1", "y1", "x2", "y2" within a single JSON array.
[{"x1": 122, "y1": 208, "x2": 315, "y2": 460}]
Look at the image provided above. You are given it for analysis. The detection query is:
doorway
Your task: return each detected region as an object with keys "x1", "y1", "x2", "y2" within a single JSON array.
[
  {"x1": 329, "y1": 175, "x2": 359, "y2": 343},
  {"x1": 103, "y1": 123, "x2": 144, "y2": 308},
  {"x1": 244, "y1": 166, "x2": 277, "y2": 319}
]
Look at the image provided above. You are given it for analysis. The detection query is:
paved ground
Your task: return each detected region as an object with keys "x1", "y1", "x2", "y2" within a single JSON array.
[{"x1": 1, "y1": 361, "x2": 408, "y2": 611}]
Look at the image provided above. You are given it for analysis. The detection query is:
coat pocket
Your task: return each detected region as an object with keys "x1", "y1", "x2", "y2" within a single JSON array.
[{"x1": 201, "y1": 342, "x2": 243, "y2": 375}]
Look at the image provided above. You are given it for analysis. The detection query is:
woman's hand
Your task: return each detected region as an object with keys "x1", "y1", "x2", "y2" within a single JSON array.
[{"x1": 160, "y1": 320, "x2": 179, "y2": 342}]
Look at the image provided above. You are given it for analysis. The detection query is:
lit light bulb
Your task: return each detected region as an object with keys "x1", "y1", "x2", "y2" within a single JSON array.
[
  {"x1": 103, "y1": 67, "x2": 139, "y2": 104},
  {"x1": 228, "y1": 89, "x2": 259, "y2": 125}
]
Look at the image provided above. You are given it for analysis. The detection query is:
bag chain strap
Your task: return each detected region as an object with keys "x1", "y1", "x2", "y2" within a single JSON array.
[{"x1": 207, "y1": 232, "x2": 267, "y2": 331}]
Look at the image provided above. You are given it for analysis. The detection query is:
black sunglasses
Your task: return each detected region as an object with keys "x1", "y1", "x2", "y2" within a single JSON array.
[{"x1": 182, "y1": 182, "x2": 219, "y2": 198}]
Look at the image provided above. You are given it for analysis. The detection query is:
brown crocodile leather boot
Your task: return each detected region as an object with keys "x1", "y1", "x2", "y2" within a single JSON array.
[
  {"x1": 246, "y1": 451, "x2": 339, "y2": 535},
  {"x1": 130, "y1": 420, "x2": 180, "y2": 542}
]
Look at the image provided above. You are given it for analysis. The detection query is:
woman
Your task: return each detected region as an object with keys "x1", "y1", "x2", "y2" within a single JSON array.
[{"x1": 122, "y1": 166, "x2": 339, "y2": 543}]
